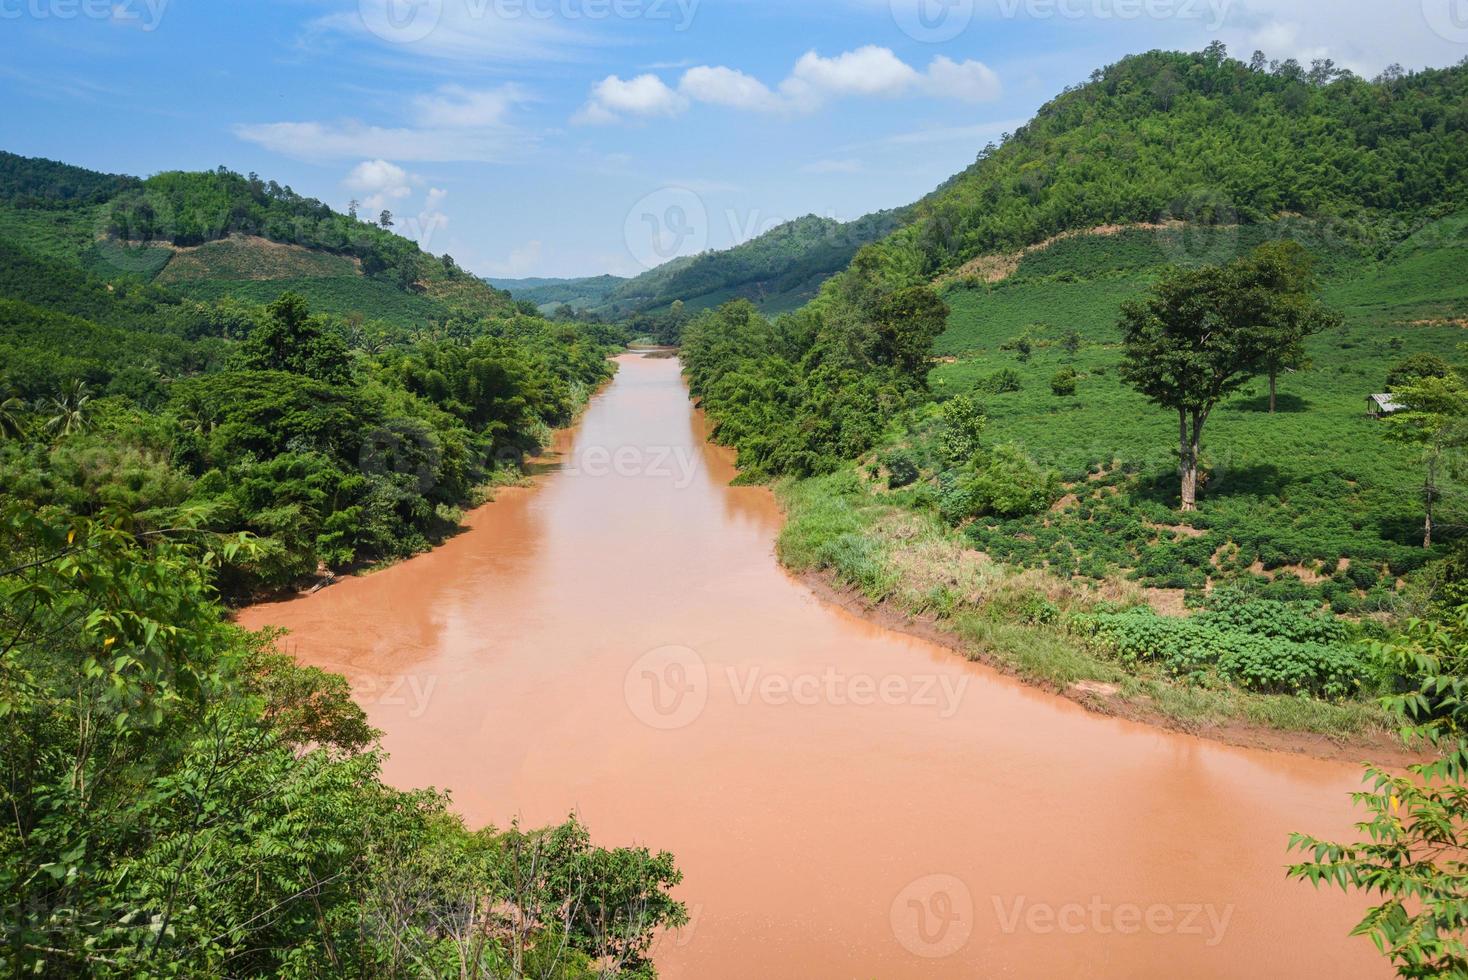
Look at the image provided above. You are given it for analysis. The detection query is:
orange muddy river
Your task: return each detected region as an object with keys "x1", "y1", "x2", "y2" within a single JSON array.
[{"x1": 241, "y1": 352, "x2": 1388, "y2": 978}]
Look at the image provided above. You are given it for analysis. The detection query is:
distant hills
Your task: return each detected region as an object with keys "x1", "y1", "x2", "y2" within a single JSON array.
[
  {"x1": 0, "y1": 151, "x2": 522, "y2": 331},
  {"x1": 492, "y1": 208, "x2": 909, "y2": 319}
]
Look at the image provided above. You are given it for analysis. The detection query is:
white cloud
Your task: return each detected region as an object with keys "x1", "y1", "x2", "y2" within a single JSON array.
[
  {"x1": 236, "y1": 84, "x2": 534, "y2": 163},
  {"x1": 783, "y1": 46, "x2": 922, "y2": 104},
  {"x1": 414, "y1": 84, "x2": 527, "y2": 129},
  {"x1": 923, "y1": 56, "x2": 1002, "y2": 103},
  {"x1": 344, "y1": 159, "x2": 416, "y2": 212},
  {"x1": 679, "y1": 66, "x2": 781, "y2": 111},
  {"x1": 309, "y1": 1, "x2": 579, "y2": 63},
  {"x1": 574, "y1": 74, "x2": 689, "y2": 125},
  {"x1": 575, "y1": 47, "x2": 1001, "y2": 124}
]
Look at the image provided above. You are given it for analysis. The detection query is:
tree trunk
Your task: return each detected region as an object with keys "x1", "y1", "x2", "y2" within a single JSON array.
[
  {"x1": 1268, "y1": 370, "x2": 1277, "y2": 414},
  {"x1": 1425, "y1": 455, "x2": 1437, "y2": 549},
  {"x1": 1178, "y1": 410, "x2": 1198, "y2": 512}
]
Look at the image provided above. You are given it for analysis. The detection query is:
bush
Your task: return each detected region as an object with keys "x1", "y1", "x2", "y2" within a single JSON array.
[
  {"x1": 1050, "y1": 367, "x2": 1079, "y2": 397},
  {"x1": 968, "y1": 443, "x2": 1060, "y2": 518},
  {"x1": 982, "y1": 368, "x2": 1022, "y2": 394},
  {"x1": 1386, "y1": 352, "x2": 1453, "y2": 390},
  {"x1": 939, "y1": 394, "x2": 986, "y2": 464},
  {"x1": 881, "y1": 449, "x2": 920, "y2": 489}
]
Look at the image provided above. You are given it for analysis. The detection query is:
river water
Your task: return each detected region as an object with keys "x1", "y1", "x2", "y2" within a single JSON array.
[{"x1": 240, "y1": 352, "x2": 1387, "y2": 978}]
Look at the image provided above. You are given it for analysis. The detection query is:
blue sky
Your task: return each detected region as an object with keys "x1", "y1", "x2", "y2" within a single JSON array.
[{"x1": 2, "y1": 0, "x2": 1465, "y2": 278}]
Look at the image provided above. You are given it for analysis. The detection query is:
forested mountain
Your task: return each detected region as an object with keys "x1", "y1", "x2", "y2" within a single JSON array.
[
  {"x1": 493, "y1": 207, "x2": 911, "y2": 320},
  {"x1": 486, "y1": 273, "x2": 626, "y2": 313},
  {"x1": 599, "y1": 209, "x2": 911, "y2": 317},
  {"x1": 0, "y1": 153, "x2": 621, "y2": 598},
  {"x1": 832, "y1": 46, "x2": 1468, "y2": 301},
  {"x1": 689, "y1": 47, "x2": 1468, "y2": 480}
]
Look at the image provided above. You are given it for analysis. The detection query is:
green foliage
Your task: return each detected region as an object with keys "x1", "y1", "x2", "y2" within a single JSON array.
[
  {"x1": 980, "y1": 368, "x2": 1023, "y2": 394},
  {"x1": 1050, "y1": 367, "x2": 1078, "y2": 397},
  {"x1": 682, "y1": 300, "x2": 927, "y2": 477},
  {"x1": 1290, "y1": 605, "x2": 1468, "y2": 977},
  {"x1": 0, "y1": 150, "x2": 139, "y2": 208},
  {"x1": 880, "y1": 449, "x2": 919, "y2": 489},
  {"x1": 0, "y1": 508, "x2": 685, "y2": 977},
  {"x1": 939, "y1": 395, "x2": 986, "y2": 463},
  {"x1": 1078, "y1": 590, "x2": 1366, "y2": 698},
  {"x1": 1388, "y1": 352, "x2": 1454, "y2": 390},
  {"x1": 963, "y1": 443, "x2": 1061, "y2": 519}
]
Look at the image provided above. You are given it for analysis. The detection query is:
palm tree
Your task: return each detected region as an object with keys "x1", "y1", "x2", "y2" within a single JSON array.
[
  {"x1": 0, "y1": 393, "x2": 27, "y2": 439},
  {"x1": 44, "y1": 380, "x2": 93, "y2": 439}
]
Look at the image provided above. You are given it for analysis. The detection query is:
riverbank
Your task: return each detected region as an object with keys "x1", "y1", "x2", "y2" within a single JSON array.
[
  {"x1": 241, "y1": 352, "x2": 1391, "y2": 978},
  {"x1": 773, "y1": 470, "x2": 1417, "y2": 766}
]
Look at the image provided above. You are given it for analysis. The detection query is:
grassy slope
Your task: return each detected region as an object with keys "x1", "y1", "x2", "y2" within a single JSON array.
[
  {"x1": 776, "y1": 471, "x2": 1393, "y2": 741},
  {"x1": 0, "y1": 200, "x2": 519, "y2": 331},
  {"x1": 767, "y1": 218, "x2": 1465, "y2": 742},
  {"x1": 926, "y1": 218, "x2": 1468, "y2": 586}
]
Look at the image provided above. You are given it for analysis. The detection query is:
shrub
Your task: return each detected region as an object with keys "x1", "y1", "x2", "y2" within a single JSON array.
[
  {"x1": 881, "y1": 449, "x2": 919, "y2": 489},
  {"x1": 1050, "y1": 367, "x2": 1079, "y2": 397},
  {"x1": 939, "y1": 395, "x2": 986, "y2": 464},
  {"x1": 968, "y1": 443, "x2": 1060, "y2": 518},
  {"x1": 982, "y1": 369, "x2": 1022, "y2": 394},
  {"x1": 1386, "y1": 352, "x2": 1452, "y2": 390}
]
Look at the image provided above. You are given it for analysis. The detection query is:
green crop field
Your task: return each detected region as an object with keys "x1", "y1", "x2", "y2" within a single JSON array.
[{"x1": 918, "y1": 215, "x2": 1468, "y2": 603}]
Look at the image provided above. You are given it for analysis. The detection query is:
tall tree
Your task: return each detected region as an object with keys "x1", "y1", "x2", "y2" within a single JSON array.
[
  {"x1": 1119, "y1": 264, "x2": 1264, "y2": 511},
  {"x1": 869, "y1": 285, "x2": 950, "y2": 384},
  {"x1": 238, "y1": 292, "x2": 351, "y2": 385},
  {"x1": 1385, "y1": 373, "x2": 1468, "y2": 548},
  {"x1": 1238, "y1": 241, "x2": 1341, "y2": 413}
]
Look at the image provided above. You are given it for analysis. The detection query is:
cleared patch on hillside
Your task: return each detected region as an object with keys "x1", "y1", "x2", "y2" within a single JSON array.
[
  {"x1": 934, "y1": 222, "x2": 1185, "y2": 288},
  {"x1": 155, "y1": 234, "x2": 361, "y2": 284}
]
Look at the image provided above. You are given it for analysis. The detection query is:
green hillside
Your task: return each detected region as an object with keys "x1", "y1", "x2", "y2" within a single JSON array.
[
  {"x1": 0, "y1": 152, "x2": 620, "y2": 598},
  {"x1": 487, "y1": 274, "x2": 626, "y2": 313},
  {"x1": 681, "y1": 48, "x2": 1468, "y2": 736}
]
